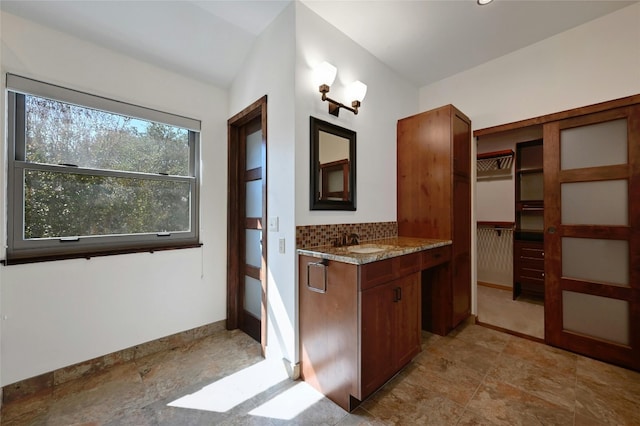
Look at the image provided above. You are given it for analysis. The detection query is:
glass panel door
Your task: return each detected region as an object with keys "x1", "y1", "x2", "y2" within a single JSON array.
[
  {"x1": 544, "y1": 105, "x2": 639, "y2": 370},
  {"x1": 240, "y1": 116, "x2": 265, "y2": 343}
]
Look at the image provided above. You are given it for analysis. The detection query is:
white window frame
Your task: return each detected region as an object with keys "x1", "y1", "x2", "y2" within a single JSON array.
[{"x1": 5, "y1": 74, "x2": 201, "y2": 264}]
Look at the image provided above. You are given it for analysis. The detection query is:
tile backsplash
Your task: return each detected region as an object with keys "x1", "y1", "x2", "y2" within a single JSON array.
[{"x1": 296, "y1": 221, "x2": 397, "y2": 249}]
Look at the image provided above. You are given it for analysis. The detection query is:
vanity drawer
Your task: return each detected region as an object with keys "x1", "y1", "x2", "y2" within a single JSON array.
[
  {"x1": 360, "y1": 252, "x2": 421, "y2": 291},
  {"x1": 421, "y1": 245, "x2": 451, "y2": 270},
  {"x1": 360, "y1": 258, "x2": 395, "y2": 290},
  {"x1": 396, "y1": 252, "x2": 422, "y2": 277}
]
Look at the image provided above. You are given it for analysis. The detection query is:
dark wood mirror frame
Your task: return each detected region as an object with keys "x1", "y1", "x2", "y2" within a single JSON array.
[{"x1": 310, "y1": 116, "x2": 356, "y2": 211}]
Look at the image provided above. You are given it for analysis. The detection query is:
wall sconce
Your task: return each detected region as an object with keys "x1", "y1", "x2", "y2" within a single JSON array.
[{"x1": 313, "y1": 61, "x2": 367, "y2": 116}]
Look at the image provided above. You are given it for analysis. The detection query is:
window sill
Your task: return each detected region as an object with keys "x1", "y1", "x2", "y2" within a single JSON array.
[{"x1": 2, "y1": 242, "x2": 203, "y2": 266}]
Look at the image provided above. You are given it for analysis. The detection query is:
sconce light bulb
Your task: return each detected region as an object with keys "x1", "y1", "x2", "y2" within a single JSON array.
[
  {"x1": 347, "y1": 80, "x2": 367, "y2": 103},
  {"x1": 313, "y1": 61, "x2": 337, "y2": 88}
]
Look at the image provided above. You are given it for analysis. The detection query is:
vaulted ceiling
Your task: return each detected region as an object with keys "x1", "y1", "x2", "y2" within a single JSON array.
[{"x1": 1, "y1": 0, "x2": 636, "y2": 88}]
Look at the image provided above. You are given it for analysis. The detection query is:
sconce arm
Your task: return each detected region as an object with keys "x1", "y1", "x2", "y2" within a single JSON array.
[{"x1": 319, "y1": 85, "x2": 360, "y2": 116}]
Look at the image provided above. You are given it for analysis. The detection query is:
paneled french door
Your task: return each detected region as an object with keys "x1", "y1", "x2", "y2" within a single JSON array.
[
  {"x1": 227, "y1": 96, "x2": 267, "y2": 352},
  {"x1": 544, "y1": 105, "x2": 639, "y2": 370}
]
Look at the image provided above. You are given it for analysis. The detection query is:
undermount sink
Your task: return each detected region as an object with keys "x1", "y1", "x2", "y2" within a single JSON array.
[{"x1": 347, "y1": 244, "x2": 391, "y2": 254}]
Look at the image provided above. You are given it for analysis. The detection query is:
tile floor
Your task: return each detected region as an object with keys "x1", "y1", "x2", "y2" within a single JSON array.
[
  {"x1": 3, "y1": 321, "x2": 640, "y2": 425},
  {"x1": 476, "y1": 285, "x2": 544, "y2": 339}
]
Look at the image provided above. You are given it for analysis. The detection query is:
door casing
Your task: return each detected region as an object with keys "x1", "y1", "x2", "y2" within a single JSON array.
[{"x1": 227, "y1": 96, "x2": 268, "y2": 355}]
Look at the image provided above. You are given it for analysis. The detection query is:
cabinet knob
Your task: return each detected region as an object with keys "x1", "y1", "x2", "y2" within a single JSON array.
[{"x1": 541, "y1": 272, "x2": 545, "y2": 277}]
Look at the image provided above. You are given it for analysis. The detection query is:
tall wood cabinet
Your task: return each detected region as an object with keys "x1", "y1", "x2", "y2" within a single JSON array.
[{"x1": 397, "y1": 104, "x2": 471, "y2": 334}]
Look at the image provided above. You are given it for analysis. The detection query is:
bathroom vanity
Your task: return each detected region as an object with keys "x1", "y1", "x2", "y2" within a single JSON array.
[{"x1": 297, "y1": 237, "x2": 451, "y2": 411}]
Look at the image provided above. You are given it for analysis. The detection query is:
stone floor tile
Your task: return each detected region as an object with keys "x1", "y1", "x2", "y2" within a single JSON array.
[
  {"x1": 335, "y1": 406, "x2": 388, "y2": 426},
  {"x1": 361, "y1": 378, "x2": 465, "y2": 425},
  {"x1": 574, "y1": 413, "x2": 607, "y2": 426},
  {"x1": 0, "y1": 391, "x2": 52, "y2": 424},
  {"x1": 1, "y1": 408, "x2": 49, "y2": 426},
  {"x1": 465, "y1": 376, "x2": 575, "y2": 426},
  {"x1": 400, "y1": 356, "x2": 482, "y2": 406},
  {"x1": 502, "y1": 336, "x2": 578, "y2": 377},
  {"x1": 46, "y1": 363, "x2": 147, "y2": 425},
  {"x1": 419, "y1": 330, "x2": 451, "y2": 350},
  {"x1": 574, "y1": 356, "x2": 640, "y2": 425},
  {"x1": 576, "y1": 356, "x2": 640, "y2": 395},
  {"x1": 4, "y1": 323, "x2": 640, "y2": 425},
  {"x1": 450, "y1": 324, "x2": 512, "y2": 353},
  {"x1": 487, "y1": 351, "x2": 577, "y2": 410},
  {"x1": 417, "y1": 333, "x2": 502, "y2": 378},
  {"x1": 575, "y1": 376, "x2": 640, "y2": 425},
  {"x1": 456, "y1": 409, "x2": 503, "y2": 426}
]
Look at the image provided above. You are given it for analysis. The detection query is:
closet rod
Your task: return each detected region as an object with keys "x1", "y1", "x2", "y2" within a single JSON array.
[
  {"x1": 477, "y1": 221, "x2": 514, "y2": 229},
  {"x1": 476, "y1": 149, "x2": 514, "y2": 161}
]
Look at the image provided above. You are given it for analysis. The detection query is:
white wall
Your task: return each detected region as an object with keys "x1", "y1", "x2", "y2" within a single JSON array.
[
  {"x1": 419, "y1": 3, "x2": 640, "y2": 130},
  {"x1": 0, "y1": 12, "x2": 229, "y2": 385},
  {"x1": 229, "y1": 4, "x2": 297, "y2": 364},
  {"x1": 294, "y1": 3, "x2": 419, "y2": 227}
]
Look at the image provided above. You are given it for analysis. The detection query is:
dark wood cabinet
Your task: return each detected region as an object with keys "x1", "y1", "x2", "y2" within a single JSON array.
[
  {"x1": 513, "y1": 139, "x2": 544, "y2": 300},
  {"x1": 513, "y1": 240, "x2": 544, "y2": 299},
  {"x1": 397, "y1": 104, "x2": 471, "y2": 334},
  {"x1": 299, "y1": 250, "x2": 427, "y2": 411}
]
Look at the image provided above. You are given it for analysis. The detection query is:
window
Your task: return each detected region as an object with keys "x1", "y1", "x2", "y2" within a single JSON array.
[{"x1": 6, "y1": 74, "x2": 200, "y2": 263}]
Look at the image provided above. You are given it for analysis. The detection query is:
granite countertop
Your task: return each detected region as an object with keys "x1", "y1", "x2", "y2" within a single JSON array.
[{"x1": 296, "y1": 236, "x2": 452, "y2": 265}]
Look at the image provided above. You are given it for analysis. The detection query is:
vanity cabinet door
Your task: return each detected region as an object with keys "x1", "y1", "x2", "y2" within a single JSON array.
[
  {"x1": 395, "y1": 273, "x2": 421, "y2": 367},
  {"x1": 360, "y1": 281, "x2": 396, "y2": 397},
  {"x1": 360, "y1": 272, "x2": 421, "y2": 398},
  {"x1": 299, "y1": 256, "x2": 359, "y2": 409}
]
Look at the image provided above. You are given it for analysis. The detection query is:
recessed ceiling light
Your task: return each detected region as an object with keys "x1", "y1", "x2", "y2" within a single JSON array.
[{"x1": 478, "y1": 0, "x2": 494, "y2": 5}]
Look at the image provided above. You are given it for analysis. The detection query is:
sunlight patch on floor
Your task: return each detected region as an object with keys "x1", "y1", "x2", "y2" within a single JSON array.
[
  {"x1": 167, "y1": 359, "x2": 289, "y2": 412},
  {"x1": 249, "y1": 381, "x2": 324, "y2": 420}
]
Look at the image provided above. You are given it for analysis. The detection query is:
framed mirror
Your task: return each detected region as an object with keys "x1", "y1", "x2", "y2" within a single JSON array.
[{"x1": 310, "y1": 116, "x2": 356, "y2": 210}]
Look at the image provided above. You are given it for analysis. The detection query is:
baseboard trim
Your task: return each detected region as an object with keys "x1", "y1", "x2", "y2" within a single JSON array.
[
  {"x1": 282, "y1": 358, "x2": 301, "y2": 380},
  {"x1": 476, "y1": 320, "x2": 545, "y2": 344},
  {"x1": 2, "y1": 320, "x2": 226, "y2": 404},
  {"x1": 477, "y1": 281, "x2": 512, "y2": 292}
]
